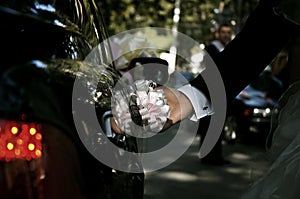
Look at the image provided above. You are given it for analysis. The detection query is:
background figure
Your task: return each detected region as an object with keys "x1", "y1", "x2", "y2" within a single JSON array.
[
  {"x1": 205, "y1": 24, "x2": 233, "y2": 57},
  {"x1": 198, "y1": 23, "x2": 233, "y2": 165}
]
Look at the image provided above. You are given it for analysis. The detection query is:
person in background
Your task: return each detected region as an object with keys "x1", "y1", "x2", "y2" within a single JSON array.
[
  {"x1": 205, "y1": 24, "x2": 233, "y2": 57},
  {"x1": 197, "y1": 23, "x2": 233, "y2": 165}
]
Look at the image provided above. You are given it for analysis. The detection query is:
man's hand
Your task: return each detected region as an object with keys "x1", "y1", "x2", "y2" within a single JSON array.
[
  {"x1": 110, "y1": 86, "x2": 194, "y2": 134},
  {"x1": 160, "y1": 86, "x2": 193, "y2": 131}
]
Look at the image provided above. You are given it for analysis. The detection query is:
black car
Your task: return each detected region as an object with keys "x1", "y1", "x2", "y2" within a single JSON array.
[
  {"x1": 223, "y1": 68, "x2": 284, "y2": 144},
  {"x1": 0, "y1": 1, "x2": 143, "y2": 199}
]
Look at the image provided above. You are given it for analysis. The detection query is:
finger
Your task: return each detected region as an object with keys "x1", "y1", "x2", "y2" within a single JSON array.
[{"x1": 110, "y1": 118, "x2": 124, "y2": 134}]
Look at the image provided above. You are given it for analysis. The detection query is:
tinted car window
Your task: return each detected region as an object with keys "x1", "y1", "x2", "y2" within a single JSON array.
[{"x1": 0, "y1": 0, "x2": 112, "y2": 68}]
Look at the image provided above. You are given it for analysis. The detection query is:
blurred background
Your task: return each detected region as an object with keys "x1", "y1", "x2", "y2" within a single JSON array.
[{"x1": 97, "y1": 0, "x2": 260, "y2": 44}]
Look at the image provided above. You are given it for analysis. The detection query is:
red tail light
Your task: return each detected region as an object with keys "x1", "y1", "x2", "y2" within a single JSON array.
[
  {"x1": 0, "y1": 120, "x2": 42, "y2": 162},
  {"x1": 0, "y1": 120, "x2": 45, "y2": 199}
]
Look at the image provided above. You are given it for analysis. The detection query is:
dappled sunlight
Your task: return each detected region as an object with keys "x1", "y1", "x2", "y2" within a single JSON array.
[
  {"x1": 225, "y1": 166, "x2": 249, "y2": 175},
  {"x1": 195, "y1": 170, "x2": 223, "y2": 182},
  {"x1": 229, "y1": 152, "x2": 252, "y2": 161},
  {"x1": 144, "y1": 141, "x2": 269, "y2": 199},
  {"x1": 159, "y1": 171, "x2": 199, "y2": 182}
]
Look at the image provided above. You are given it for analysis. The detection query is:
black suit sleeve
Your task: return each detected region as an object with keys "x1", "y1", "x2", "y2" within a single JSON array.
[
  {"x1": 205, "y1": 44, "x2": 220, "y2": 60},
  {"x1": 191, "y1": 0, "x2": 296, "y2": 104}
]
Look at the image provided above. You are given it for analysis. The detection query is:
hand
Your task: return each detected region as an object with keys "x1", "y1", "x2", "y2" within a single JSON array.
[
  {"x1": 159, "y1": 86, "x2": 193, "y2": 131},
  {"x1": 111, "y1": 117, "x2": 124, "y2": 134},
  {"x1": 110, "y1": 86, "x2": 194, "y2": 134}
]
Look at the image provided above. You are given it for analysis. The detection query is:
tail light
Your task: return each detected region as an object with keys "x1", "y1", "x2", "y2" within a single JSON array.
[
  {"x1": 0, "y1": 120, "x2": 42, "y2": 161},
  {"x1": 0, "y1": 120, "x2": 44, "y2": 199}
]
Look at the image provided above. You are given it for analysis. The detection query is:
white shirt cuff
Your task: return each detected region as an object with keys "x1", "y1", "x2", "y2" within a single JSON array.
[{"x1": 177, "y1": 84, "x2": 214, "y2": 121}]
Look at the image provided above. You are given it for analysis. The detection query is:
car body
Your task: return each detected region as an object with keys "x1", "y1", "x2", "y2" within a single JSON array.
[{"x1": 0, "y1": 1, "x2": 143, "y2": 198}]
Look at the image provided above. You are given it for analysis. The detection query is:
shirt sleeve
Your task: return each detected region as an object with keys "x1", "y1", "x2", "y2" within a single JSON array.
[{"x1": 177, "y1": 84, "x2": 214, "y2": 121}]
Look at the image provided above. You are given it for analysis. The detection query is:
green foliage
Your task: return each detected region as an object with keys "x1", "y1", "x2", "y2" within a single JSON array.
[{"x1": 97, "y1": 0, "x2": 259, "y2": 44}]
